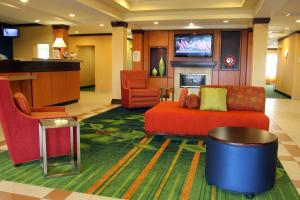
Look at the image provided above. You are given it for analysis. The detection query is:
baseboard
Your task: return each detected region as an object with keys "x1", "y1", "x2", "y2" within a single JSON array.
[
  {"x1": 111, "y1": 99, "x2": 121, "y2": 104},
  {"x1": 80, "y1": 85, "x2": 95, "y2": 89},
  {"x1": 274, "y1": 89, "x2": 291, "y2": 98}
]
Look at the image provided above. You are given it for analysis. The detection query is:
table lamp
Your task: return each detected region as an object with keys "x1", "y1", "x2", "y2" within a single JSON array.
[{"x1": 53, "y1": 38, "x2": 67, "y2": 59}]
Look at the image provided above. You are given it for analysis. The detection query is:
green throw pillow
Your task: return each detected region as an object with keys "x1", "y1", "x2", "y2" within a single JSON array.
[{"x1": 200, "y1": 88, "x2": 228, "y2": 111}]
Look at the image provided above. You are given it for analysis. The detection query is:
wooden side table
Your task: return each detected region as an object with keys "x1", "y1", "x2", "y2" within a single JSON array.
[
  {"x1": 39, "y1": 117, "x2": 80, "y2": 177},
  {"x1": 159, "y1": 87, "x2": 174, "y2": 101}
]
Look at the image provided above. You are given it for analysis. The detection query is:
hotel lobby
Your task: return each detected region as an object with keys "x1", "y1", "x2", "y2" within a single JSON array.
[{"x1": 0, "y1": 0, "x2": 300, "y2": 199}]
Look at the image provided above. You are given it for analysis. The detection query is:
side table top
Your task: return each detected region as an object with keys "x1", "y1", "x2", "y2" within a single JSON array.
[
  {"x1": 208, "y1": 127, "x2": 278, "y2": 147},
  {"x1": 40, "y1": 117, "x2": 78, "y2": 128}
]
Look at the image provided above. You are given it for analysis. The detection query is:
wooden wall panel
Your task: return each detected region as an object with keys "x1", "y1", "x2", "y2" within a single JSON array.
[
  {"x1": 143, "y1": 32, "x2": 149, "y2": 73},
  {"x1": 66, "y1": 71, "x2": 80, "y2": 100},
  {"x1": 246, "y1": 31, "x2": 253, "y2": 86},
  {"x1": 148, "y1": 77, "x2": 168, "y2": 88},
  {"x1": 240, "y1": 30, "x2": 248, "y2": 86},
  {"x1": 32, "y1": 72, "x2": 51, "y2": 107},
  {"x1": 168, "y1": 31, "x2": 174, "y2": 79},
  {"x1": 149, "y1": 31, "x2": 169, "y2": 47},
  {"x1": 218, "y1": 71, "x2": 240, "y2": 85},
  {"x1": 167, "y1": 77, "x2": 174, "y2": 88},
  {"x1": 132, "y1": 33, "x2": 144, "y2": 70},
  {"x1": 51, "y1": 72, "x2": 68, "y2": 104},
  {"x1": 212, "y1": 30, "x2": 221, "y2": 84}
]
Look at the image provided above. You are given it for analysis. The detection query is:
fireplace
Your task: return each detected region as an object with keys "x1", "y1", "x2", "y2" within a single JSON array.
[{"x1": 180, "y1": 73, "x2": 206, "y2": 88}]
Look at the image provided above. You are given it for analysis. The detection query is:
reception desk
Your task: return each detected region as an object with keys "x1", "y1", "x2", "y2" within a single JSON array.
[{"x1": 0, "y1": 59, "x2": 80, "y2": 107}]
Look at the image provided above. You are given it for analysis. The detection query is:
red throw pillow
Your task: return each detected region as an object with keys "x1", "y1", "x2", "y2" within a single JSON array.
[
  {"x1": 178, "y1": 88, "x2": 188, "y2": 107},
  {"x1": 13, "y1": 92, "x2": 31, "y2": 115},
  {"x1": 185, "y1": 94, "x2": 199, "y2": 109},
  {"x1": 127, "y1": 79, "x2": 146, "y2": 89}
]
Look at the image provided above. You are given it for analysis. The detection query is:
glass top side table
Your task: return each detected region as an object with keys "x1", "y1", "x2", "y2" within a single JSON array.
[{"x1": 39, "y1": 117, "x2": 80, "y2": 177}]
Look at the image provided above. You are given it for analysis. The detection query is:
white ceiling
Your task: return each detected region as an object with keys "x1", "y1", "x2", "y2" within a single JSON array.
[{"x1": 0, "y1": 0, "x2": 299, "y2": 46}]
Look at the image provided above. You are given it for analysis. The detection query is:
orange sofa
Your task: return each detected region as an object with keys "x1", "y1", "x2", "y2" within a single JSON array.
[{"x1": 145, "y1": 86, "x2": 269, "y2": 136}]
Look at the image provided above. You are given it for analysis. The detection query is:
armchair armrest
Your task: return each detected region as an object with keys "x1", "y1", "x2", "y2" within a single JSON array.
[{"x1": 31, "y1": 106, "x2": 65, "y2": 112}]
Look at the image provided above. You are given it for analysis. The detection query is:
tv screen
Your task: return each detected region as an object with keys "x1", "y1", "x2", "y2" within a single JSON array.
[
  {"x1": 175, "y1": 34, "x2": 212, "y2": 57},
  {"x1": 3, "y1": 28, "x2": 19, "y2": 37}
]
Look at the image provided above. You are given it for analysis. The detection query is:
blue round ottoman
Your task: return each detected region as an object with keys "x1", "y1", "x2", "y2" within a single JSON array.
[{"x1": 205, "y1": 127, "x2": 278, "y2": 198}]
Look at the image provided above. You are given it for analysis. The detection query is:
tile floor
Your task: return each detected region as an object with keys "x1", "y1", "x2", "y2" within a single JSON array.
[{"x1": 0, "y1": 93, "x2": 300, "y2": 199}]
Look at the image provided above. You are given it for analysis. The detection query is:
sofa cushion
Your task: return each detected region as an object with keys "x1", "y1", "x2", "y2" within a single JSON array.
[
  {"x1": 131, "y1": 89, "x2": 159, "y2": 97},
  {"x1": 13, "y1": 92, "x2": 31, "y2": 115},
  {"x1": 185, "y1": 94, "x2": 199, "y2": 109},
  {"x1": 227, "y1": 86, "x2": 265, "y2": 112},
  {"x1": 145, "y1": 101, "x2": 269, "y2": 136},
  {"x1": 127, "y1": 79, "x2": 146, "y2": 89},
  {"x1": 200, "y1": 88, "x2": 227, "y2": 111},
  {"x1": 178, "y1": 88, "x2": 188, "y2": 108},
  {"x1": 200, "y1": 85, "x2": 265, "y2": 112}
]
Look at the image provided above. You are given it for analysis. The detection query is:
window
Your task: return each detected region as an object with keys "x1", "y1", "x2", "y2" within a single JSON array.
[{"x1": 37, "y1": 44, "x2": 49, "y2": 59}]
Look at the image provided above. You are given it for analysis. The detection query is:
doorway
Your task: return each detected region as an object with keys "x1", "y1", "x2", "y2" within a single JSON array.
[{"x1": 77, "y1": 46, "x2": 95, "y2": 91}]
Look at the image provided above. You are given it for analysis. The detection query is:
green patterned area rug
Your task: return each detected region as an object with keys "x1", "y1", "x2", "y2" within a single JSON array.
[{"x1": 0, "y1": 107, "x2": 299, "y2": 200}]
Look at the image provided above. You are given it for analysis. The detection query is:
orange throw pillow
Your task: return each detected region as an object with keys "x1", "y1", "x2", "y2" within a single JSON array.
[
  {"x1": 13, "y1": 92, "x2": 31, "y2": 115},
  {"x1": 178, "y1": 88, "x2": 188, "y2": 107},
  {"x1": 185, "y1": 94, "x2": 199, "y2": 109}
]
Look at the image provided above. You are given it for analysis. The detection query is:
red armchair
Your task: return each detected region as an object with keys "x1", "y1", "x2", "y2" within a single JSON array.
[
  {"x1": 0, "y1": 77, "x2": 74, "y2": 165},
  {"x1": 121, "y1": 70, "x2": 160, "y2": 108}
]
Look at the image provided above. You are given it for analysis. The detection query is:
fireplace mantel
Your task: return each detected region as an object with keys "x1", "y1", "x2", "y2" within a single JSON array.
[{"x1": 171, "y1": 61, "x2": 217, "y2": 68}]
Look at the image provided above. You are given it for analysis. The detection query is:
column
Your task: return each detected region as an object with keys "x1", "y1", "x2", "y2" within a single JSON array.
[
  {"x1": 111, "y1": 21, "x2": 128, "y2": 103},
  {"x1": 251, "y1": 18, "x2": 270, "y2": 86},
  {"x1": 52, "y1": 24, "x2": 70, "y2": 55}
]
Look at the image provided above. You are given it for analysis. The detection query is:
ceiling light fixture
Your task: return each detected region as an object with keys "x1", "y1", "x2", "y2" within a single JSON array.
[
  {"x1": 270, "y1": 35, "x2": 274, "y2": 38},
  {"x1": 99, "y1": 24, "x2": 105, "y2": 27},
  {"x1": 75, "y1": 31, "x2": 79, "y2": 34},
  {"x1": 296, "y1": 19, "x2": 300, "y2": 23},
  {"x1": 20, "y1": 0, "x2": 28, "y2": 3},
  {"x1": 189, "y1": 22, "x2": 194, "y2": 26},
  {"x1": 34, "y1": 19, "x2": 40, "y2": 23},
  {"x1": 153, "y1": 21, "x2": 159, "y2": 25},
  {"x1": 223, "y1": 20, "x2": 229, "y2": 23},
  {"x1": 286, "y1": 13, "x2": 290, "y2": 17},
  {"x1": 284, "y1": 27, "x2": 289, "y2": 30},
  {"x1": 69, "y1": 13, "x2": 75, "y2": 17}
]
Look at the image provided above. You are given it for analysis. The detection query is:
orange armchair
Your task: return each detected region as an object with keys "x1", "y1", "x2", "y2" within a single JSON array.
[
  {"x1": 121, "y1": 70, "x2": 160, "y2": 108},
  {"x1": 0, "y1": 77, "x2": 75, "y2": 165}
]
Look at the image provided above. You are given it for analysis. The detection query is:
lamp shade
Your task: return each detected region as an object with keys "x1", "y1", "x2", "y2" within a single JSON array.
[{"x1": 52, "y1": 38, "x2": 67, "y2": 48}]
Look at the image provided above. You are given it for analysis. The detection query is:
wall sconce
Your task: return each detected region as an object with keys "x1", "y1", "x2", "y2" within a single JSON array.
[{"x1": 284, "y1": 50, "x2": 288, "y2": 60}]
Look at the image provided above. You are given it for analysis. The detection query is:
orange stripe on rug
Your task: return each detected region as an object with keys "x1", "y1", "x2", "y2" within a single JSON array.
[
  {"x1": 86, "y1": 136, "x2": 151, "y2": 194},
  {"x1": 211, "y1": 186, "x2": 216, "y2": 200},
  {"x1": 153, "y1": 140, "x2": 187, "y2": 200},
  {"x1": 180, "y1": 141, "x2": 203, "y2": 200},
  {"x1": 123, "y1": 138, "x2": 171, "y2": 199}
]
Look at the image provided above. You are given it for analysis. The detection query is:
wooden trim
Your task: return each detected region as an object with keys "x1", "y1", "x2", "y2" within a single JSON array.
[
  {"x1": 12, "y1": 23, "x2": 44, "y2": 27},
  {"x1": 111, "y1": 99, "x2": 121, "y2": 104},
  {"x1": 268, "y1": 48, "x2": 278, "y2": 51},
  {"x1": 111, "y1": 21, "x2": 128, "y2": 28},
  {"x1": 274, "y1": 89, "x2": 291, "y2": 98},
  {"x1": 52, "y1": 24, "x2": 70, "y2": 30},
  {"x1": 170, "y1": 61, "x2": 216, "y2": 68},
  {"x1": 132, "y1": 30, "x2": 144, "y2": 34},
  {"x1": 80, "y1": 85, "x2": 95, "y2": 89},
  {"x1": 253, "y1": 18, "x2": 271, "y2": 24},
  {"x1": 278, "y1": 31, "x2": 300, "y2": 42},
  {"x1": 69, "y1": 33, "x2": 112, "y2": 37}
]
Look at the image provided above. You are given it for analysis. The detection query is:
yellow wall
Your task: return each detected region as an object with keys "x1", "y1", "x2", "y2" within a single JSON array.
[
  {"x1": 77, "y1": 46, "x2": 95, "y2": 87},
  {"x1": 276, "y1": 33, "x2": 300, "y2": 99},
  {"x1": 252, "y1": 24, "x2": 268, "y2": 86},
  {"x1": 69, "y1": 35, "x2": 112, "y2": 92},
  {"x1": 13, "y1": 26, "x2": 54, "y2": 59},
  {"x1": 127, "y1": 39, "x2": 132, "y2": 70}
]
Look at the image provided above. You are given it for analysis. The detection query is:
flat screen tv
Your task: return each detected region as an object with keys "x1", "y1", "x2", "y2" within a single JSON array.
[
  {"x1": 2, "y1": 27, "x2": 19, "y2": 38},
  {"x1": 175, "y1": 34, "x2": 213, "y2": 57}
]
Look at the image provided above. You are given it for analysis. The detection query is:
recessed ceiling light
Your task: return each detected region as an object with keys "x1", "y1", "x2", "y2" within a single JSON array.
[
  {"x1": 69, "y1": 13, "x2": 75, "y2": 17},
  {"x1": 296, "y1": 19, "x2": 300, "y2": 23},
  {"x1": 286, "y1": 13, "x2": 290, "y2": 16},
  {"x1": 34, "y1": 19, "x2": 40, "y2": 23},
  {"x1": 99, "y1": 23, "x2": 105, "y2": 27},
  {"x1": 20, "y1": 0, "x2": 28, "y2": 3},
  {"x1": 189, "y1": 22, "x2": 194, "y2": 26},
  {"x1": 75, "y1": 31, "x2": 79, "y2": 34},
  {"x1": 153, "y1": 21, "x2": 159, "y2": 25},
  {"x1": 223, "y1": 20, "x2": 229, "y2": 23},
  {"x1": 270, "y1": 35, "x2": 274, "y2": 38},
  {"x1": 268, "y1": 31, "x2": 273, "y2": 34},
  {"x1": 284, "y1": 27, "x2": 290, "y2": 30}
]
